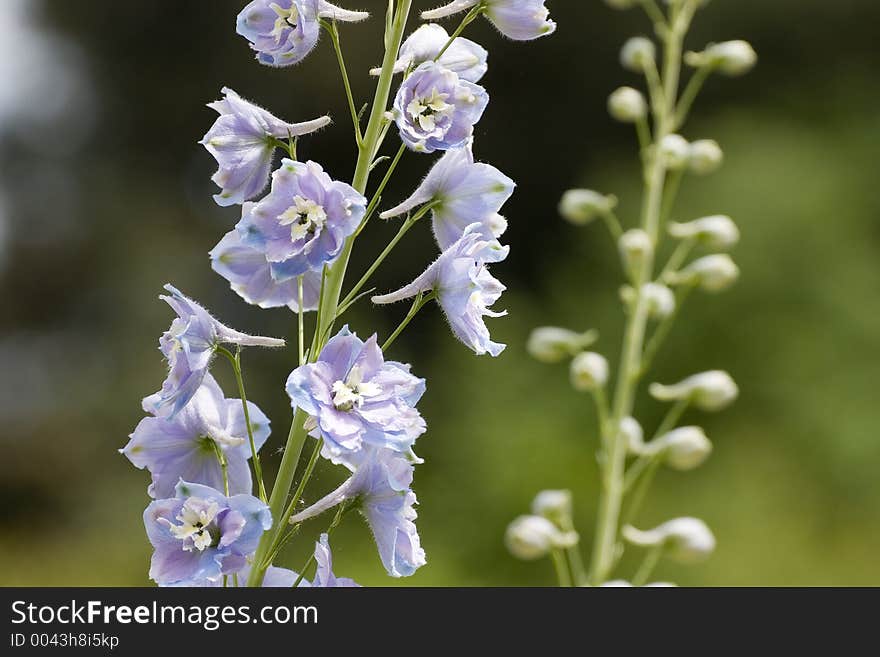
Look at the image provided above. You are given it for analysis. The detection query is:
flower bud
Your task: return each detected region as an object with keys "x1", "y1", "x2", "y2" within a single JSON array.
[
  {"x1": 527, "y1": 327, "x2": 598, "y2": 363},
  {"x1": 531, "y1": 489, "x2": 572, "y2": 524},
  {"x1": 687, "y1": 40, "x2": 757, "y2": 76},
  {"x1": 649, "y1": 370, "x2": 738, "y2": 411},
  {"x1": 668, "y1": 215, "x2": 739, "y2": 250},
  {"x1": 608, "y1": 86, "x2": 647, "y2": 123},
  {"x1": 570, "y1": 352, "x2": 609, "y2": 391},
  {"x1": 670, "y1": 254, "x2": 740, "y2": 292},
  {"x1": 623, "y1": 518, "x2": 716, "y2": 563},
  {"x1": 619, "y1": 229, "x2": 653, "y2": 279},
  {"x1": 658, "y1": 134, "x2": 691, "y2": 170},
  {"x1": 620, "y1": 37, "x2": 656, "y2": 73},
  {"x1": 707, "y1": 40, "x2": 757, "y2": 75},
  {"x1": 559, "y1": 189, "x2": 617, "y2": 226},
  {"x1": 620, "y1": 416, "x2": 645, "y2": 454},
  {"x1": 505, "y1": 515, "x2": 578, "y2": 560},
  {"x1": 652, "y1": 426, "x2": 712, "y2": 470},
  {"x1": 688, "y1": 139, "x2": 724, "y2": 175},
  {"x1": 642, "y1": 282, "x2": 676, "y2": 319}
]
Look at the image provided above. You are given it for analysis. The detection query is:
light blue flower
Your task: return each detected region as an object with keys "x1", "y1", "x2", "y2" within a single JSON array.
[
  {"x1": 201, "y1": 87, "x2": 330, "y2": 207},
  {"x1": 373, "y1": 225, "x2": 509, "y2": 356},
  {"x1": 374, "y1": 23, "x2": 488, "y2": 83},
  {"x1": 123, "y1": 374, "x2": 270, "y2": 499},
  {"x1": 286, "y1": 326, "x2": 426, "y2": 468},
  {"x1": 291, "y1": 449, "x2": 426, "y2": 578},
  {"x1": 144, "y1": 481, "x2": 272, "y2": 586},
  {"x1": 380, "y1": 145, "x2": 514, "y2": 249},
  {"x1": 393, "y1": 61, "x2": 488, "y2": 153},
  {"x1": 236, "y1": 0, "x2": 369, "y2": 68},
  {"x1": 313, "y1": 533, "x2": 360, "y2": 587},
  {"x1": 210, "y1": 227, "x2": 322, "y2": 312},
  {"x1": 236, "y1": 160, "x2": 366, "y2": 280},
  {"x1": 154, "y1": 285, "x2": 285, "y2": 418},
  {"x1": 422, "y1": 0, "x2": 556, "y2": 41}
]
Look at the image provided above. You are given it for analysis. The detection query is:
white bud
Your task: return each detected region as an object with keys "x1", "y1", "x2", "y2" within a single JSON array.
[
  {"x1": 531, "y1": 489, "x2": 572, "y2": 524},
  {"x1": 642, "y1": 282, "x2": 676, "y2": 319},
  {"x1": 527, "y1": 327, "x2": 598, "y2": 363},
  {"x1": 620, "y1": 37, "x2": 656, "y2": 73},
  {"x1": 650, "y1": 370, "x2": 739, "y2": 411},
  {"x1": 608, "y1": 86, "x2": 647, "y2": 123},
  {"x1": 488, "y1": 213, "x2": 508, "y2": 239},
  {"x1": 619, "y1": 229, "x2": 654, "y2": 278},
  {"x1": 570, "y1": 352, "x2": 609, "y2": 391},
  {"x1": 505, "y1": 515, "x2": 578, "y2": 560},
  {"x1": 668, "y1": 215, "x2": 740, "y2": 250},
  {"x1": 620, "y1": 416, "x2": 645, "y2": 454},
  {"x1": 651, "y1": 426, "x2": 712, "y2": 470},
  {"x1": 705, "y1": 40, "x2": 758, "y2": 76},
  {"x1": 623, "y1": 518, "x2": 716, "y2": 563},
  {"x1": 604, "y1": 0, "x2": 638, "y2": 9},
  {"x1": 688, "y1": 40, "x2": 757, "y2": 76},
  {"x1": 658, "y1": 134, "x2": 691, "y2": 170},
  {"x1": 559, "y1": 189, "x2": 617, "y2": 225},
  {"x1": 688, "y1": 139, "x2": 724, "y2": 175},
  {"x1": 670, "y1": 254, "x2": 740, "y2": 292}
]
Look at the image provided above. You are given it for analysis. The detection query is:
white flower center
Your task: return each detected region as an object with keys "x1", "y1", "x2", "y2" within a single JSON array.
[
  {"x1": 169, "y1": 497, "x2": 221, "y2": 552},
  {"x1": 331, "y1": 365, "x2": 382, "y2": 411},
  {"x1": 269, "y1": 2, "x2": 299, "y2": 42},
  {"x1": 407, "y1": 88, "x2": 452, "y2": 132},
  {"x1": 279, "y1": 195, "x2": 327, "y2": 242}
]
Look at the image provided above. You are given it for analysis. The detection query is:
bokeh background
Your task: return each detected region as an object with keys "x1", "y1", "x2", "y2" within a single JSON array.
[{"x1": 1, "y1": 0, "x2": 879, "y2": 586}]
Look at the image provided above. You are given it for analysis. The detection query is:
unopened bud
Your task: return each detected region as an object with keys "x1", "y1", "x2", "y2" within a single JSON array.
[
  {"x1": 608, "y1": 86, "x2": 647, "y2": 123},
  {"x1": 642, "y1": 282, "x2": 676, "y2": 319},
  {"x1": 649, "y1": 370, "x2": 739, "y2": 411},
  {"x1": 559, "y1": 189, "x2": 617, "y2": 225},
  {"x1": 505, "y1": 515, "x2": 579, "y2": 560},
  {"x1": 688, "y1": 139, "x2": 724, "y2": 175},
  {"x1": 668, "y1": 215, "x2": 739, "y2": 250},
  {"x1": 658, "y1": 134, "x2": 691, "y2": 170},
  {"x1": 527, "y1": 327, "x2": 598, "y2": 363},
  {"x1": 619, "y1": 229, "x2": 653, "y2": 279},
  {"x1": 620, "y1": 416, "x2": 645, "y2": 454},
  {"x1": 570, "y1": 352, "x2": 609, "y2": 391},
  {"x1": 652, "y1": 426, "x2": 712, "y2": 470},
  {"x1": 531, "y1": 489, "x2": 573, "y2": 525},
  {"x1": 620, "y1": 37, "x2": 656, "y2": 73},
  {"x1": 687, "y1": 40, "x2": 757, "y2": 76},
  {"x1": 669, "y1": 254, "x2": 740, "y2": 292},
  {"x1": 623, "y1": 518, "x2": 716, "y2": 563}
]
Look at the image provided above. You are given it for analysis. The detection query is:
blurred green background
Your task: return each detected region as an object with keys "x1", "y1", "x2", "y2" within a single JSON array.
[{"x1": 1, "y1": 0, "x2": 878, "y2": 586}]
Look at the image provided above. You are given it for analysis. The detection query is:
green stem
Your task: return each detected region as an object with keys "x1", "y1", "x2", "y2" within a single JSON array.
[
  {"x1": 639, "y1": 284, "x2": 694, "y2": 376},
  {"x1": 216, "y1": 346, "x2": 267, "y2": 503},
  {"x1": 589, "y1": 6, "x2": 692, "y2": 586},
  {"x1": 210, "y1": 440, "x2": 230, "y2": 497},
  {"x1": 435, "y1": 5, "x2": 485, "y2": 60},
  {"x1": 297, "y1": 277, "x2": 305, "y2": 365},
  {"x1": 673, "y1": 64, "x2": 713, "y2": 130},
  {"x1": 358, "y1": 143, "x2": 408, "y2": 237},
  {"x1": 339, "y1": 204, "x2": 433, "y2": 313},
  {"x1": 550, "y1": 549, "x2": 572, "y2": 587},
  {"x1": 247, "y1": 0, "x2": 413, "y2": 588},
  {"x1": 382, "y1": 292, "x2": 434, "y2": 352},
  {"x1": 599, "y1": 208, "x2": 624, "y2": 242},
  {"x1": 324, "y1": 20, "x2": 363, "y2": 145},
  {"x1": 639, "y1": 0, "x2": 668, "y2": 29},
  {"x1": 291, "y1": 502, "x2": 350, "y2": 588},
  {"x1": 631, "y1": 544, "x2": 664, "y2": 586}
]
